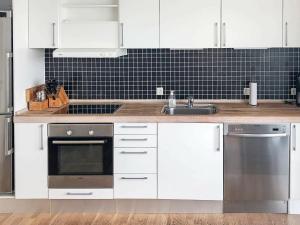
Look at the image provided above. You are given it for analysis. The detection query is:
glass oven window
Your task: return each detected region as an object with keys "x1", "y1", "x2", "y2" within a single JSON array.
[
  {"x1": 57, "y1": 144, "x2": 104, "y2": 175},
  {"x1": 49, "y1": 138, "x2": 113, "y2": 176}
]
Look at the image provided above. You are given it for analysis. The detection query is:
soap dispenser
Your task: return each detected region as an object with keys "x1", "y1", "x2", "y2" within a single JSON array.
[{"x1": 168, "y1": 91, "x2": 176, "y2": 108}]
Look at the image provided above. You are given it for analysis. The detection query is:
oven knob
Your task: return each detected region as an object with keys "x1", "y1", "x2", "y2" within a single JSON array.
[
  {"x1": 66, "y1": 130, "x2": 73, "y2": 136},
  {"x1": 89, "y1": 130, "x2": 94, "y2": 136}
]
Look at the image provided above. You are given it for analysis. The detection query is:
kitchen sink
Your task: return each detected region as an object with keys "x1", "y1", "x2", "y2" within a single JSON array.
[{"x1": 163, "y1": 104, "x2": 218, "y2": 115}]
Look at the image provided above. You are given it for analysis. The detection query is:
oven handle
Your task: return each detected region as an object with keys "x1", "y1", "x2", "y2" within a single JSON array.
[
  {"x1": 52, "y1": 140, "x2": 106, "y2": 145},
  {"x1": 226, "y1": 133, "x2": 288, "y2": 138}
]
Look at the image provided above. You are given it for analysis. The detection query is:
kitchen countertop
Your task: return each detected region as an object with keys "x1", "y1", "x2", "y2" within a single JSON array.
[{"x1": 14, "y1": 100, "x2": 300, "y2": 123}]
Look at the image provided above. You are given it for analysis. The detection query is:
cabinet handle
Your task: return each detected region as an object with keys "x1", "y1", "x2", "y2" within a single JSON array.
[
  {"x1": 66, "y1": 192, "x2": 93, "y2": 196},
  {"x1": 120, "y1": 125, "x2": 148, "y2": 129},
  {"x1": 121, "y1": 177, "x2": 148, "y2": 180},
  {"x1": 293, "y1": 125, "x2": 297, "y2": 151},
  {"x1": 40, "y1": 124, "x2": 44, "y2": 150},
  {"x1": 120, "y1": 23, "x2": 124, "y2": 47},
  {"x1": 120, "y1": 138, "x2": 148, "y2": 142},
  {"x1": 52, "y1": 23, "x2": 56, "y2": 47},
  {"x1": 120, "y1": 151, "x2": 148, "y2": 155},
  {"x1": 216, "y1": 125, "x2": 220, "y2": 151},
  {"x1": 214, "y1": 22, "x2": 219, "y2": 47},
  {"x1": 222, "y1": 22, "x2": 226, "y2": 47},
  {"x1": 285, "y1": 22, "x2": 288, "y2": 47}
]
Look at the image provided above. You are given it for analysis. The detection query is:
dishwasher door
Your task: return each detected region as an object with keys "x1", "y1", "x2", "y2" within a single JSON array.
[{"x1": 224, "y1": 124, "x2": 290, "y2": 213}]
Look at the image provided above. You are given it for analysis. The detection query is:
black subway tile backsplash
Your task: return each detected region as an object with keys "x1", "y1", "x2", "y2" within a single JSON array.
[{"x1": 45, "y1": 48, "x2": 300, "y2": 100}]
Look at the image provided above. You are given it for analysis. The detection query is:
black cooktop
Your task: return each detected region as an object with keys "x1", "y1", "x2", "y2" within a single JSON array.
[{"x1": 64, "y1": 104, "x2": 121, "y2": 114}]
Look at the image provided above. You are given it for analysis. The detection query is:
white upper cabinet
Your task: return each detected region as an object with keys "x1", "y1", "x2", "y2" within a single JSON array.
[
  {"x1": 59, "y1": 0, "x2": 119, "y2": 48},
  {"x1": 15, "y1": 123, "x2": 48, "y2": 199},
  {"x1": 283, "y1": 0, "x2": 300, "y2": 47},
  {"x1": 119, "y1": 0, "x2": 159, "y2": 48},
  {"x1": 222, "y1": 0, "x2": 282, "y2": 48},
  {"x1": 160, "y1": 0, "x2": 221, "y2": 49},
  {"x1": 158, "y1": 123, "x2": 223, "y2": 200},
  {"x1": 28, "y1": 0, "x2": 59, "y2": 48},
  {"x1": 290, "y1": 124, "x2": 300, "y2": 200}
]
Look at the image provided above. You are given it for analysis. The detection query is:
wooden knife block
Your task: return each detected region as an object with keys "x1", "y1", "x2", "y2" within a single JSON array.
[{"x1": 48, "y1": 87, "x2": 69, "y2": 108}]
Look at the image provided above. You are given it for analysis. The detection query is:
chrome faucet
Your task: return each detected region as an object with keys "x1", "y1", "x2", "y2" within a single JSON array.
[{"x1": 187, "y1": 96, "x2": 194, "y2": 108}]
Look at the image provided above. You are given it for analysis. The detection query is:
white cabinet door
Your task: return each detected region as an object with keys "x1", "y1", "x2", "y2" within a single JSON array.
[
  {"x1": 15, "y1": 123, "x2": 48, "y2": 199},
  {"x1": 119, "y1": 0, "x2": 159, "y2": 48},
  {"x1": 160, "y1": 0, "x2": 221, "y2": 48},
  {"x1": 290, "y1": 124, "x2": 300, "y2": 199},
  {"x1": 28, "y1": 0, "x2": 59, "y2": 48},
  {"x1": 158, "y1": 123, "x2": 223, "y2": 200},
  {"x1": 283, "y1": 0, "x2": 300, "y2": 47},
  {"x1": 222, "y1": 0, "x2": 282, "y2": 48}
]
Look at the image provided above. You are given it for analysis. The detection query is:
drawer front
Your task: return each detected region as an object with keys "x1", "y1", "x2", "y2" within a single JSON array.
[
  {"x1": 114, "y1": 148, "x2": 157, "y2": 174},
  {"x1": 114, "y1": 174, "x2": 157, "y2": 199},
  {"x1": 49, "y1": 189, "x2": 113, "y2": 200},
  {"x1": 114, "y1": 123, "x2": 157, "y2": 135},
  {"x1": 114, "y1": 135, "x2": 157, "y2": 148}
]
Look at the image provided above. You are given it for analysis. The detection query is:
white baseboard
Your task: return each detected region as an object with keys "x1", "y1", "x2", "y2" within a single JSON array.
[{"x1": 289, "y1": 200, "x2": 300, "y2": 214}]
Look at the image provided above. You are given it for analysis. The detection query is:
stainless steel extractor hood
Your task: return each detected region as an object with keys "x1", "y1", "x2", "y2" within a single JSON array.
[{"x1": 53, "y1": 48, "x2": 127, "y2": 58}]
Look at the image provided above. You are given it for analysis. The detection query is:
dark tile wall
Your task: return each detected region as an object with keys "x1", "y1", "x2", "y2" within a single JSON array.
[{"x1": 45, "y1": 48, "x2": 300, "y2": 100}]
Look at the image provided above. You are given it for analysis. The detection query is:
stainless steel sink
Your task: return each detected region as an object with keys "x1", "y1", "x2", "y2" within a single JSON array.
[{"x1": 163, "y1": 104, "x2": 218, "y2": 115}]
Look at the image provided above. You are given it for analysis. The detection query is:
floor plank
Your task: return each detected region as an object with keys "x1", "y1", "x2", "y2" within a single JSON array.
[{"x1": 0, "y1": 213, "x2": 300, "y2": 225}]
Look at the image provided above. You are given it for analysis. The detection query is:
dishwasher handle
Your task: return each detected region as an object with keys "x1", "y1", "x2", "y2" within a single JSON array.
[{"x1": 226, "y1": 133, "x2": 288, "y2": 138}]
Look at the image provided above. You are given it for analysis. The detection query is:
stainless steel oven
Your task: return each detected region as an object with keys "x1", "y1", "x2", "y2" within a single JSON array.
[{"x1": 48, "y1": 124, "x2": 113, "y2": 189}]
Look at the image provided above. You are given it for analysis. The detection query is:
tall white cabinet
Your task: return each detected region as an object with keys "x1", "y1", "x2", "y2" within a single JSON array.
[
  {"x1": 283, "y1": 0, "x2": 300, "y2": 47},
  {"x1": 15, "y1": 123, "x2": 48, "y2": 199},
  {"x1": 222, "y1": 0, "x2": 282, "y2": 48},
  {"x1": 160, "y1": 0, "x2": 221, "y2": 49},
  {"x1": 119, "y1": 0, "x2": 159, "y2": 48},
  {"x1": 158, "y1": 123, "x2": 223, "y2": 200},
  {"x1": 28, "y1": 0, "x2": 59, "y2": 48},
  {"x1": 290, "y1": 123, "x2": 300, "y2": 214}
]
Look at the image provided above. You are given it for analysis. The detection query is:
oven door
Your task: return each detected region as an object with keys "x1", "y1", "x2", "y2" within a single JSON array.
[{"x1": 48, "y1": 137, "x2": 113, "y2": 189}]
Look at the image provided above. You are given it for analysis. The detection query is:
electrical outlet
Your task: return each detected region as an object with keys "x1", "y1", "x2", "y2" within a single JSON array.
[
  {"x1": 156, "y1": 87, "x2": 164, "y2": 96},
  {"x1": 291, "y1": 88, "x2": 297, "y2": 96},
  {"x1": 243, "y1": 88, "x2": 250, "y2": 96}
]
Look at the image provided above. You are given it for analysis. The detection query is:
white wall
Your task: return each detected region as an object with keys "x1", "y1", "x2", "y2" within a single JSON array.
[{"x1": 13, "y1": 0, "x2": 45, "y2": 112}]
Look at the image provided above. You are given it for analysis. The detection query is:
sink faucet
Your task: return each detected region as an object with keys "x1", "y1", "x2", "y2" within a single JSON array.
[{"x1": 187, "y1": 96, "x2": 194, "y2": 108}]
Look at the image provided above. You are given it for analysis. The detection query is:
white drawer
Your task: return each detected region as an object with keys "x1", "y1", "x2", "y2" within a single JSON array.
[
  {"x1": 114, "y1": 135, "x2": 157, "y2": 148},
  {"x1": 114, "y1": 123, "x2": 157, "y2": 135},
  {"x1": 49, "y1": 189, "x2": 113, "y2": 200},
  {"x1": 114, "y1": 148, "x2": 157, "y2": 174},
  {"x1": 114, "y1": 174, "x2": 157, "y2": 199}
]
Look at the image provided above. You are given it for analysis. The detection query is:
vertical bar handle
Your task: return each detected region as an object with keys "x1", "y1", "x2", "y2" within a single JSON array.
[
  {"x1": 52, "y1": 23, "x2": 56, "y2": 47},
  {"x1": 40, "y1": 124, "x2": 44, "y2": 150},
  {"x1": 4, "y1": 117, "x2": 13, "y2": 156},
  {"x1": 285, "y1": 22, "x2": 288, "y2": 47},
  {"x1": 222, "y1": 23, "x2": 226, "y2": 47},
  {"x1": 214, "y1": 22, "x2": 218, "y2": 47},
  {"x1": 120, "y1": 23, "x2": 124, "y2": 47},
  {"x1": 293, "y1": 124, "x2": 297, "y2": 151},
  {"x1": 6, "y1": 53, "x2": 13, "y2": 113},
  {"x1": 216, "y1": 125, "x2": 220, "y2": 151}
]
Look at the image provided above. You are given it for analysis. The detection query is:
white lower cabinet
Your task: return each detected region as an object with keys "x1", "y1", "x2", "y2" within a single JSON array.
[
  {"x1": 114, "y1": 148, "x2": 157, "y2": 174},
  {"x1": 15, "y1": 123, "x2": 48, "y2": 199},
  {"x1": 114, "y1": 174, "x2": 157, "y2": 199},
  {"x1": 289, "y1": 123, "x2": 300, "y2": 214},
  {"x1": 113, "y1": 123, "x2": 158, "y2": 199},
  {"x1": 158, "y1": 123, "x2": 223, "y2": 200},
  {"x1": 49, "y1": 189, "x2": 113, "y2": 200}
]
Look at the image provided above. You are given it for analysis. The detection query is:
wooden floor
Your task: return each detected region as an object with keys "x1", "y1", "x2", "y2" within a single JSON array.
[{"x1": 0, "y1": 213, "x2": 300, "y2": 225}]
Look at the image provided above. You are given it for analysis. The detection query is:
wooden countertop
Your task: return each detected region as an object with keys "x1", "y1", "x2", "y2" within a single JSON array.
[{"x1": 14, "y1": 101, "x2": 300, "y2": 123}]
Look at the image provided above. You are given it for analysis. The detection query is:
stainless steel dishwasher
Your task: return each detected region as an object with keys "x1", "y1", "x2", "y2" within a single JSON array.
[{"x1": 224, "y1": 124, "x2": 290, "y2": 213}]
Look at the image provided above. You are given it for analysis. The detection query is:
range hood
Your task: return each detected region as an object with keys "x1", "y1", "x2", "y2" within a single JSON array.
[{"x1": 53, "y1": 49, "x2": 127, "y2": 58}]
